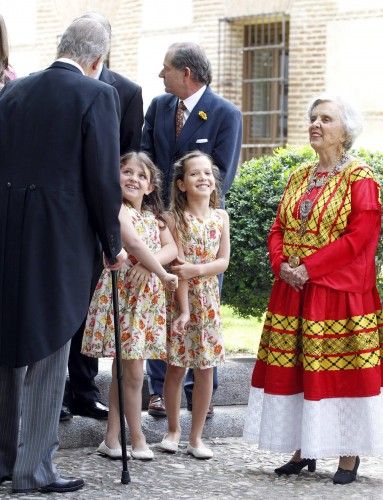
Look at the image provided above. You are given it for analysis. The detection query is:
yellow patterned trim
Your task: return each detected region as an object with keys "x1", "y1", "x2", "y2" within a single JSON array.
[
  {"x1": 280, "y1": 161, "x2": 381, "y2": 258},
  {"x1": 303, "y1": 351, "x2": 380, "y2": 371},
  {"x1": 257, "y1": 310, "x2": 383, "y2": 371}
]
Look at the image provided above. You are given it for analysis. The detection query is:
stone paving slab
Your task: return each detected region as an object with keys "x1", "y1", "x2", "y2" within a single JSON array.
[
  {"x1": 59, "y1": 405, "x2": 246, "y2": 448},
  {"x1": 2, "y1": 438, "x2": 383, "y2": 499},
  {"x1": 97, "y1": 357, "x2": 254, "y2": 409}
]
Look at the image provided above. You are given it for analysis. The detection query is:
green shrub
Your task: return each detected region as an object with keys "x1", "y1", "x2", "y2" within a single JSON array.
[{"x1": 223, "y1": 145, "x2": 383, "y2": 318}]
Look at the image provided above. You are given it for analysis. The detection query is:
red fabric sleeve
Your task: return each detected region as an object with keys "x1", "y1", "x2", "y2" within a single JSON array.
[
  {"x1": 268, "y1": 210, "x2": 285, "y2": 276},
  {"x1": 304, "y1": 179, "x2": 381, "y2": 280}
]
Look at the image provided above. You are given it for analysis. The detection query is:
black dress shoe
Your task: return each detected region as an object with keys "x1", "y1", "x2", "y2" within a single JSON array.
[
  {"x1": 275, "y1": 458, "x2": 316, "y2": 476},
  {"x1": 333, "y1": 456, "x2": 360, "y2": 485},
  {"x1": 72, "y1": 400, "x2": 109, "y2": 419},
  {"x1": 60, "y1": 405, "x2": 73, "y2": 421},
  {"x1": 12, "y1": 477, "x2": 84, "y2": 494},
  {"x1": 39, "y1": 476, "x2": 85, "y2": 493}
]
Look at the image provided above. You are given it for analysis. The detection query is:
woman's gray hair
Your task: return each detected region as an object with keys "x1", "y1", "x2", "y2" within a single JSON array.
[
  {"x1": 57, "y1": 18, "x2": 110, "y2": 67},
  {"x1": 168, "y1": 42, "x2": 212, "y2": 85},
  {"x1": 308, "y1": 94, "x2": 363, "y2": 150}
]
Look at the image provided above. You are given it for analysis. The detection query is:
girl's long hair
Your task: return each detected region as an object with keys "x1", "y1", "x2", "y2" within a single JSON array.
[
  {"x1": 169, "y1": 151, "x2": 221, "y2": 237},
  {"x1": 120, "y1": 151, "x2": 166, "y2": 227}
]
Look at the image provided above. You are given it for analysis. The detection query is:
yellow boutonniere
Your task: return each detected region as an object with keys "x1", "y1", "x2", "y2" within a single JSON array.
[{"x1": 198, "y1": 110, "x2": 208, "y2": 121}]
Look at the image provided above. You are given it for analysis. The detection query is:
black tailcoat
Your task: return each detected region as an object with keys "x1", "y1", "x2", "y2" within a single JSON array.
[{"x1": 0, "y1": 62, "x2": 122, "y2": 367}]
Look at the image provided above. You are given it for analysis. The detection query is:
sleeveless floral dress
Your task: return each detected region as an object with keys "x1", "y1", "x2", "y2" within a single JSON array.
[
  {"x1": 167, "y1": 209, "x2": 225, "y2": 368},
  {"x1": 82, "y1": 206, "x2": 167, "y2": 360}
]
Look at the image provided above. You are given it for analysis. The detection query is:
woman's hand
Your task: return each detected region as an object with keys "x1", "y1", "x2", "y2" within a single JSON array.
[
  {"x1": 280, "y1": 262, "x2": 299, "y2": 290},
  {"x1": 171, "y1": 257, "x2": 199, "y2": 280},
  {"x1": 172, "y1": 312, "x2": 190, "y2": 335},
  {"x1": 280, "y1": 262, "x2": 309, "y2": 291},
  {"x1": 293, "y1": 264, "x2": 309, "y2": 287},
  {"x1": 128, "y1": 262, "x2": 151, "y2": 287}
]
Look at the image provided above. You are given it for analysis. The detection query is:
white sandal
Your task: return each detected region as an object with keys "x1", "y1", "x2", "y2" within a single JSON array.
[
  {"x1": 97, "y1": 440, "x2": 130, "y2": 460},
  {"x1": 159, "y1": 435, "x2": 179, "y2": 453},
  {"x1": 131, "y1": 446, "x2": 154, "y2": 460},
  {"x1": 186, "y1": 443, "x2": 213, "y2": 459}
]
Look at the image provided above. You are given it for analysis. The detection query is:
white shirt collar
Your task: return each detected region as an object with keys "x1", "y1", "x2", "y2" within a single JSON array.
[
  {"x1": 94, "y1": 64, "x2": 103, "y2": 80},
  {"x1": 56, "y1": 58, "x2": 85, "y2": 75},
  {"x1": 182, "y1": 85, "x2": 207, "y2": 114}
]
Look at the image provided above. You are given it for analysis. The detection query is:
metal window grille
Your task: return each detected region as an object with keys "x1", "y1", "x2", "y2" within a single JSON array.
[{"x1": 218, "y1": 14, "x2": 289, "y2": 161}]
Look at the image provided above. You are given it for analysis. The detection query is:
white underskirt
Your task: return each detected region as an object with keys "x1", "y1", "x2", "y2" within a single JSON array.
[{"x1": 243, "y1": 387, "x2": 383, "y2": 458}]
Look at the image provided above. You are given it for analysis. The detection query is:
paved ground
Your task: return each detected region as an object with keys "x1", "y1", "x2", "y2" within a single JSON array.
[{"x1": 2, "y1": 438, "x2": 383, "y2": 499}]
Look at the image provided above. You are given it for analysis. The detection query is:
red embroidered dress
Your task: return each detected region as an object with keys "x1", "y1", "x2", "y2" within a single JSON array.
[{"x1": 243, "y1": 160, "x2": 383, "y2": 458}]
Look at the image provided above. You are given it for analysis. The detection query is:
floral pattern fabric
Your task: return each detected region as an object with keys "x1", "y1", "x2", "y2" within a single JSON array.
[
  {"x1": 82, "y1": 206, "x2": 167, "y2": 360},
  {"x1": 167, "y1": 210, "x2": 225, "y2": 368}
]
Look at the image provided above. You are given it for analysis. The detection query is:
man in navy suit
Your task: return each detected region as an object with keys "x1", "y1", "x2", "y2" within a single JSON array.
[
  {"x1": 62, "y1": 12, "x2": 144, "y2": 422},
  {"x1": 142, "y1": 42, "x2": 242, "y2": 417}
]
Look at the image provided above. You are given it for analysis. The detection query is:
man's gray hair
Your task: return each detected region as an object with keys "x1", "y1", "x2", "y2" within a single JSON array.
[
  {"x1": 308, "y1": 94, "x2": 363, "y2": 150},
  {"x1": 168, "y1": 42, "x2": 212, "y2": 86},
  {"x1": 76, "y1": 12, "x2": 111, "y2": 40},
  {"x1": 57, "y1": 18, "x2": 110, "y2": 67}
]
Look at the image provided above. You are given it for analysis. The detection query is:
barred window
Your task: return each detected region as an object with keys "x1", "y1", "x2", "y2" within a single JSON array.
[
  {"x1": 218, "y1": 14, "x2": 289, "y2": 161},
  {"x1": 242, "y1": 17, "x2": 289, "y2": 160}
]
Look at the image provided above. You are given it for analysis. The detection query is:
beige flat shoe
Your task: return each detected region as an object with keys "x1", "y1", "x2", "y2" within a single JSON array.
[
  {"x1": 186, "y1": 443, "x2": 213, "y2": 459},
  {"x1": 97, "y1": 440, "x2": 130, "y2": 460},
  {"x1": 131, "y1": 446, "x2": 154, "y2": 461},
  {"x1": 159, "y1": 435, "x2": 179, "y2": 453}
]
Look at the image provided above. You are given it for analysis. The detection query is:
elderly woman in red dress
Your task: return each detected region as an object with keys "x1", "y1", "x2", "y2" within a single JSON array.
[{"x1": 244, "y1": 94, "x2": 383, "y2": 484}]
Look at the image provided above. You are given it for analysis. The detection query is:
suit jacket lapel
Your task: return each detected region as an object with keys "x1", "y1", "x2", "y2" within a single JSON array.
[
  {"x1": 176, "y1": 87, "x2": 213, "y2": 150},
  {"x1": 164, "y1": 95, "x2": 178, "y2": 151}
]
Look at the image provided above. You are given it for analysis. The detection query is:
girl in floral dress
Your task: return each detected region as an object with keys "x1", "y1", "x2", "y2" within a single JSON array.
[
  {"x1": 159, "y1": 151, "x2": 230, "y2": 459},
  {"x1": 82, "y1": 152, "x2": 178, "y2": 461}
]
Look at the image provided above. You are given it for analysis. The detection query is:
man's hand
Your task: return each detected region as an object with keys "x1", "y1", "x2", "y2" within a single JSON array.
[{"x1": 104, "y1": 248, "x2": 127, "y2": 271}]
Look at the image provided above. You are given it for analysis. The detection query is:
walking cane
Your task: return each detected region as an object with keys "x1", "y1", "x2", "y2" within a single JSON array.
[{"x1": 111, "y1": 270, "x2": 131, "y2": 484}]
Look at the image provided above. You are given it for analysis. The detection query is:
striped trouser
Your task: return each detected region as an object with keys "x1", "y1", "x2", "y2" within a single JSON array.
[{"x1": 0, "y1": 341, "x2": 70, "y2": 490}]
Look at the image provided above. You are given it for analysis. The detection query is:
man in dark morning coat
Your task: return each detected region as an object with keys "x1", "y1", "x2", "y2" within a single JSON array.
[
  {"x1": 141, "y1": 42, "x2": 242, "y2": 417},
  {"x1": 61, "y1": 12, "x2": 144, "y2": 422},
  {"x1": 0, "y1": 18, "x2": 127, "y2": 494}
]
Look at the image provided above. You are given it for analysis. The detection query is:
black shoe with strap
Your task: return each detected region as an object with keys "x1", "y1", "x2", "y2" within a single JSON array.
[
  {"x1": 333, "y1": 456, "x2": 360, "y2": 485},
  {"x1": 275, "y1": 458, "x2": 316, "y2": 476}
]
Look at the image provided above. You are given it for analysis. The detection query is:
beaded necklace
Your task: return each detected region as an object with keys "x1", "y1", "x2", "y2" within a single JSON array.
[{"x1": 288, "y1": 154, "x2": 350, "y2": 268}]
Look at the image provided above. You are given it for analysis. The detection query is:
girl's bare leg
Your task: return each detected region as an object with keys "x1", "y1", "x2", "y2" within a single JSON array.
[
  {"x1": 164, "y1": 364, "x2": 186, "y2": 442},
  {"x1": 104, "y1": 359, "x2": 122, "y2": 449},
  {"x1": 122, "y1": 359, "x2": 147, "y2": 450},
  {"x1": 189, "y1": 367, "x2": 213, "y2": 448}
]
